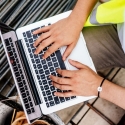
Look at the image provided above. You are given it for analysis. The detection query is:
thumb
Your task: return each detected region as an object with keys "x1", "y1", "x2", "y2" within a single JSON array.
[
  {"x1": 68, "y1": 59, "x2": 87, "y2": 69},
  {"x1": 62, "y1": 43, "x2": 75, "y2": 61}
]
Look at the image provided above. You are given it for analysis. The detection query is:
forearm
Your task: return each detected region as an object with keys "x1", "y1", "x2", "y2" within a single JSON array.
[
  {"x1": 100, "y1": 80, "x2": 125, "y2": 109},
  {"x1": 69, "y1": 0, "x2": 97, "y2": 31}
]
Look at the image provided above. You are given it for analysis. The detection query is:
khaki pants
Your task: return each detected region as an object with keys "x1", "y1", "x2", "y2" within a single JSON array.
[{"x1": 82, "y1": 25, "x2": 125, "y2": 71}]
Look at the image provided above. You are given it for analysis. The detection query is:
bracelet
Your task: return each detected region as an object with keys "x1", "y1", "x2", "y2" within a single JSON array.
[{"x1": 97, "y1": 78, "x2": 105, "y2": 97}]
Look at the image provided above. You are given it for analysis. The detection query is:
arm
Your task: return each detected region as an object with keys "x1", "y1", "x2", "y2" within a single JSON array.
[
  {"x1": 50, "y1": 60, "x2": 125, "y2": 109},
  {"x1": 33, "y1": 0, "x2": 97, "y2": 59}
]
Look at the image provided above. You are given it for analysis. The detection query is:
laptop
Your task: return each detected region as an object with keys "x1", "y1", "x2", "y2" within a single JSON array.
[{"x1": 0, "y1": 11, "x2": 96, "y2": 124}]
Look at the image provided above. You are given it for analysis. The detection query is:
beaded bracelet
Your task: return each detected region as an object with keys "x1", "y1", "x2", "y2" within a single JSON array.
[{"x1": 97, "y1": 78, "x2": 105, "y2": 97}]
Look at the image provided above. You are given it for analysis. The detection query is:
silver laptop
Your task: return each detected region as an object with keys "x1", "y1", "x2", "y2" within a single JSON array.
[{"x1": 0, "y1": 11, "x2": 96, "y2": 124}]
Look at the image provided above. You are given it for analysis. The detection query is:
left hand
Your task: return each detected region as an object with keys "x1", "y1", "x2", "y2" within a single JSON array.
[{"x1": 50, "y1": 59, "x2": 103, "y2": 97}]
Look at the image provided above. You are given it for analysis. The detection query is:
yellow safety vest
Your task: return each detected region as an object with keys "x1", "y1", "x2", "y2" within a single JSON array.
[{"x1": 84, "y1": 0, "x2": 125, "y2": 27}]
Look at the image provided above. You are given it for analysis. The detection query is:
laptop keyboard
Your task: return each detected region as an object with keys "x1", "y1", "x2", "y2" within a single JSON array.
[
  {"x1": 23, "y1": 24, "x2": 76, "y2": 108},
  {"x1": 4, "y1": 38, "x2": 35, "y2": 114}
]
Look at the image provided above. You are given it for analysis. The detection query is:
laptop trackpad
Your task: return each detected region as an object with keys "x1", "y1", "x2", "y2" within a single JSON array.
[{"x1": 60, "y1": 36, "x2": 92, "y2": 70}]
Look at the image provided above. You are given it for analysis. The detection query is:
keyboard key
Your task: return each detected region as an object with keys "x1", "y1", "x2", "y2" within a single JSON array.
[
  {"x1": 23, "y1": 80, "x2": 26, "y2": 85},
  {"x1": 40, "y1": 74, "x2": 45, "y2": 79},
  {"x1": 31, "y1": 108, "x2": 35, "y2": 113},
  {"x1": 41, "y1": 60, "x2": 46, "y2": 64},
  {"x1": 35, "y1": 59, "x2": 40, "y2": 63},
  {"x1": 50, "y1": 101, "x2": 55, "y2": 106},
  {"x1": 30, "y1": 102, "x2": 33, "y2": 107},
  {"x1": 42, "y1": 79, "x2": 47, "y2": 85},
  {"x1": 23, "y1": 32, "x2": 26, "y2": 37},
  {"x1": 30, "y1": 44, "x2": 35, "y2": 48},
  {"x1": 24, "y1": 85, "x2": 28, "y2": 90},
  {"x1": 21, "y1": 75, "x2": 24, "y2": 79},
  {"x1": 59, "y1": 97, "x2": 65, "y2": 103},
  {"x1": 44, "y1": 85, "x2": 49, "y2": 90},
  {"x1": 35, "y1": 70, "x2": 38, "y2": 74},
  {"x1": 51, "y1": 53, "x2": 55, "y2": 57},
  {"x1": 39, "y1": 80, "x2": 42, "y2": 85},
  {"x1": 54, "y1": 97, "x2": 60, "y2": 104},
  {"x1": 4, "y1": 39, "x2": 10, "y2": 46},
  {"x1": 12, "y1": 62, "x2": 16, "y2": 67},
  {"x1": 33, "y1": 34, "x2": 38, "y2": 39},
  {"x1": 43, "y1": 65, "x2": 48, "y2": 70},
  {"x1": 9, "y1": 51, "x2": 13, "y2": 56},
  {"x1": 44, "y1": 97, "x2": 48, "y2": 102},
  {"x1": 30, "y1": 53, "x2": 33, "y2": 58},
  {"x1": 26, "y1": 43, "x2": 29, "y2": 47},
  {"x1": 49, "y1": 67, "x2": 54, "y2": 72},
  {"x1": 52, "y1": 57, "x2": 57, "y2": 62},
  {"x1": 48, "y1": 96, "x2": 53, "y2": 101},
  {"x1": 37, "y1": 75, "x2": 40, "y2": 80},
  {"x1": 17, "y1": 77, "x2": 21, "y2": 82},
  {"x1": 23, "y1": 98, "x2": 28, "y2": 103},
  {"x1": 54, "y1": 63, "x2": 59, "y2": 68},
  {"x1": 52, "y1": 91, "x2": 56, "y2": 96},
  {"x1": 37, "y1": 64, "x2": 42, "y2": 69},
  {"x1": 26, "y1": 31, "x2": 32, "y2": 38},
  {"x1": 65, "y1": 97, "x2": 70, "y2": 101},
  {"x1": 25, "y1": 103, "x2": 30, "y2": 109},
  {"x1": 71, "y1": 96, "x2": 76, "y2": 99},
  {"x1": 7, "y1": 46, "x2": 11, "y2": 51},
  {"x1": 22, "y1": 93, "x2": 27, "y2": 98},
  {"x1": 40, "y1": 86, "x2": 44, "y2": 91},
  {"x1": 26, "y1": 91, "x2": 29, "y2": 96},
  {"x1": 33, "y1": 64, "x2": 37, "y2": 69},
  {"x1": 15, "y1": 72, "x2": 20, "y2": 77},
  {"x1": 27, "y1": 109, "x2": 31, "y2": 114},
  {"x1": 46, "y1": 56, "x2": 51, "y2": 61},
  {"x1": 39, "y1": 69, "x2": 44, "y2": 74},
  {"x1": 29, "y1": 38, "x2": 33, "y2": 43},
  {"x1": 18, "y1": 82, "x2": 23, "y2": 87},
  {"x1": 28, "y1": 96, "x2": 31, "y2": 101},
  {"x1": 46, "y1": 103, "x2": 49, "y2": 108},
  {"x1": 34, "y1": 54, "x2": 38, "y2": 59},
  {"x1": 47, "y1": 75, "x2": 50, "y2": 81},
  {"x1": 28, "y1": 48, "x2": 31, "y2": 53},
  {"x1": 50, "y1": 86, "x2": 55, "y2": 91},
  {"x1": 24, "y1": 38, "x2": 28, "y2": 42},
  {"x1": 57, "y1": 89, "x2": 62, "y2": 92},
  {"x1": 20, "y1": 87, "x2": 25, "y2": 93},
  {"x1": 57, "y1": 74, "x2": 62, "y2": 77},
  {"x1": 32, "y1": 48, "x2": 35, "y2": 53},
  {"x1": 46, "y1": 90, "x2": 51, "y2": 95},
  {"x1": 48, "y1": 80, "x2": 52, "y2": 86},
  {"x1": 13, "y1": 66, "x2": 18, "y2": 72},
  {"x1": 42, "y1": 91, "x2": 46, "y2": 96},
  {"x1": 48, "y1": 62, "x2": 52, "y2": 66},
  {"x1": 11, "y1": 43, "x2": 14, "y2": 47},
  {"x1": 45, "y1": 70, "x2": 49, "y2": 75},
  {"x1": 31, "y1": 59, "x2": 35, "y2": 63},
  {"x1": 51, "y1": 72, "x2": 56, "y2": 76},
  {"x1": 9, "y1": 38, "x2": 12, "y2": 42}
]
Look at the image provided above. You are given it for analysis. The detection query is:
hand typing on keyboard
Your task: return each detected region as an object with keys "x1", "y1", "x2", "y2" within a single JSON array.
[
  {"x1": 50, "y1": 59, "x2": 103, "y2": 97},
  {"x1": 33, "y1": 17, "x2": 81, "y2": 60}
]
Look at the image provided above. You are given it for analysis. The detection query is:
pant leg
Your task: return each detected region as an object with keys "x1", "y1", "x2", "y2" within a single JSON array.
[{"x1": 82, "y1": 25, "x2": 125, "y2": 71}]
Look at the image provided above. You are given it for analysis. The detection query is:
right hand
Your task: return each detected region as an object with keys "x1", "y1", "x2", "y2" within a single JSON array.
[{"x1": 33, "y1": 16, "x2": 81, "y2": 60}]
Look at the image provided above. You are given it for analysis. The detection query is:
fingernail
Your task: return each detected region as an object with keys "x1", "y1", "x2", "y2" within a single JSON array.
[
  {"x1": 34, "y1": 51, "x2": 37, "y2": 54},
  {"x1": 33, "y1": 31, "x2": 35, "y2": 34},
  {"x1": 54, "y1": 92, "x2": 57, "y2": 96},
  {"x1": 33, "y1": 44, "x2": 35, "y2": 47}
]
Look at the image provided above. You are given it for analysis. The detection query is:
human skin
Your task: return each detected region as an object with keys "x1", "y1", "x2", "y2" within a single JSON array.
[{"x1": 33, "y1": 0, "x2": 125, "y2": 109}]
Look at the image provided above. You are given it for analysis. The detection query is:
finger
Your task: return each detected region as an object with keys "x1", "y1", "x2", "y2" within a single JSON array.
[
  {"x1": 62, "y1": 43, "x2": 75, "y2": 61},
  {"x1": 53, "y1": 82, "x2": 72, "y2": 90},
  {"x1": 34, "y1": 32, "x2": 51, "y2": 47},
  {"x1": 54, "y1": 91, "x2": 74, "y2": 97},
  {"x1": 33, "y1": 26, "x2": 50, "y2": 34},
  {"x1": 56, "y1": 69, "x2": 74, "y2": 77},
  {"x1": 50, "y1": 75, "x2": 71, "y2": 85},
  {"x1": 68, "y1": 59, "x2": 88, "y2": 69},
  {"x1": 34, "y1": 37, "x2": 53, "y2": 54},
  {"x1": 43, "y1": 43, "x2": 60, "y2": 59}
]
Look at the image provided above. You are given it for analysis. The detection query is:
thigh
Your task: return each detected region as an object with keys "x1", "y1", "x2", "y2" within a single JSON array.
[{"x1": 82, "y1": 25, "x2": 125, "y2": 71}]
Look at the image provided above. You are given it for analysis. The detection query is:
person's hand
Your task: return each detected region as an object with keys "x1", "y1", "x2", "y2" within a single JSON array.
[
  {"x1": 33, "y1": 17, "x2": 81, "y2": 60},
  {"x1": 50, "y1": 59, "x2": 103, "y2": 97}
]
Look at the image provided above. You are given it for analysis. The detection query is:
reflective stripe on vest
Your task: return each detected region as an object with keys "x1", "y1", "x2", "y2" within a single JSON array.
[{"x1": 84, "y1": 0, "x2": 125, "y2": 27}]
